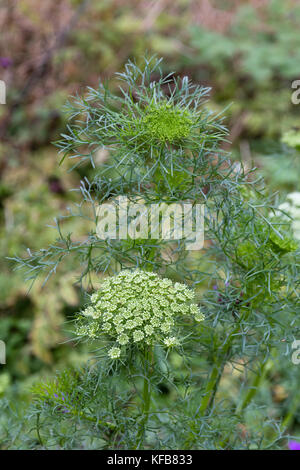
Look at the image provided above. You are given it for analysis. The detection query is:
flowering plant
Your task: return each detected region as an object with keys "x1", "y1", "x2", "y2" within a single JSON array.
[{"x1": 10, "y1": 57, "x2": 300, "y2": 450}]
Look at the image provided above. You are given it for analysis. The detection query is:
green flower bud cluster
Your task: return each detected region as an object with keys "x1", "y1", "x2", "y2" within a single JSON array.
[
  {"x1": 122, "y1": 101, "x2": 194, "y2": 148},
  {"x1": 141, "y1": 102, "x2": 193, "y2": 144},
  {"x1": 268, "y1": 230, "x2": 298, "y2": 254},
  {"x1": 76, "y1": 270, "x2": 204, "y2": 360},
  {"x1": 236, "y1": 231, "x2": 297, "y2": 271}
]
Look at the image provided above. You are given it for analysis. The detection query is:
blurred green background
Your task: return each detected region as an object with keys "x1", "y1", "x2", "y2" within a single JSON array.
[{"x1": 0, "y1": 0, "x2": 300, "y2": 446}]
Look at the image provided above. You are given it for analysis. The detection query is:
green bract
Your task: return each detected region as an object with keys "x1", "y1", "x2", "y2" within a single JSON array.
[{"x1": 76, "y1": 270, "x2": 204, "y2": 359}]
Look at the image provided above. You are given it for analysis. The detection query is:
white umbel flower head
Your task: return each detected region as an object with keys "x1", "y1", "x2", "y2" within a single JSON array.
[
  {"x1": 76, "y1": 270, "x2": 204, "y2": 359},
  {"x1": 164, "y1": 336, "x2": 180, "y2": 348},
  {"x1": 108, "y1": 347, "x2": 121, "y2": 359}
]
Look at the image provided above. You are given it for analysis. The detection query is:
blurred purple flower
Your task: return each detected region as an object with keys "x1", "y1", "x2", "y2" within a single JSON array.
[
  {"x1": 289, "y1": 441, "x2": 300, "y2": 450},
  {"x1": 0, "y1": 57, "x2": 12, "y2": 68}
]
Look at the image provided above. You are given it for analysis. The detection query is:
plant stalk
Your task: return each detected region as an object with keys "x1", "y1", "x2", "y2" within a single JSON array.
[{"x1": 136, "y1": 346, "x2": 153, "y2": 449}]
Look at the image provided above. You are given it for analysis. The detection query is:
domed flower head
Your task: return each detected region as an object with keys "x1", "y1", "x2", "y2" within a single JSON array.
[{"x1": 76, "y1": 270, "x2": 204, "y2": 360}]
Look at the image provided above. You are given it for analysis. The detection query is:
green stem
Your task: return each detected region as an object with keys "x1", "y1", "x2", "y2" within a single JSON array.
[
  {"x1": 281, "y1": 388, "x2": 300, "y2": 430},
  {"x1": 36, "y1": 413, "x2": 44, "y2": 448},
  {"x1": 198, "y1": 354, "x2": 228, "y2": 416},
  {"x1": 136, "y1": 346, "x2": 153, "y2": 449},
  {"x1": 263, "y1": 382, "x2": 300, "y2": 446},
  {"x1": 236, "y1": 359, "x2": 269, "y2": 415},
  {"x1": 198, "y1": 310, "x2": 251, "y2": 416}
]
